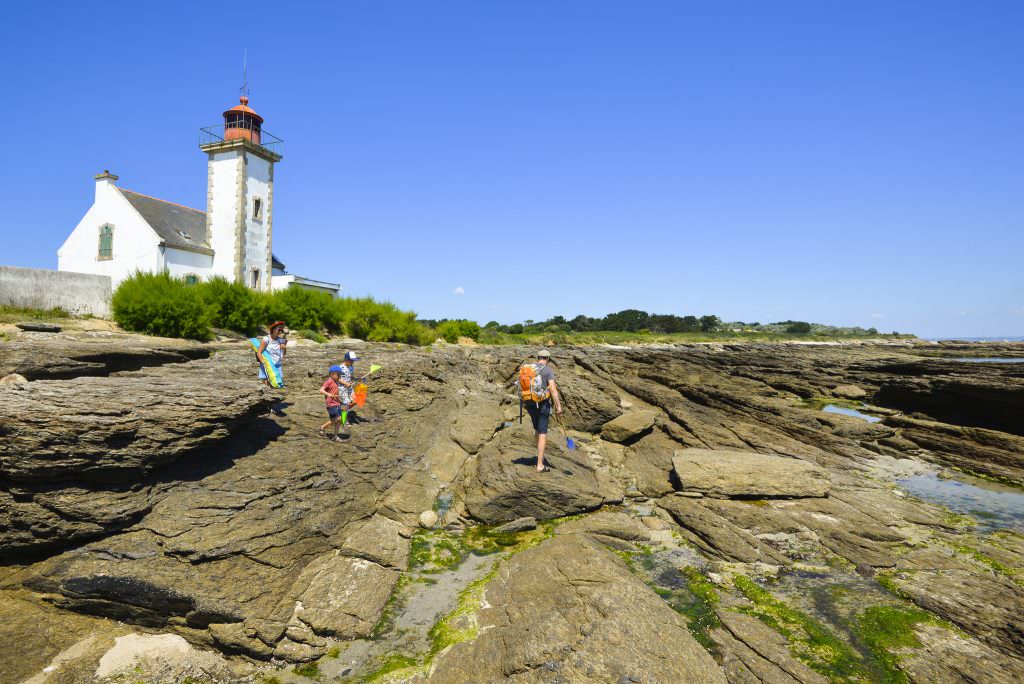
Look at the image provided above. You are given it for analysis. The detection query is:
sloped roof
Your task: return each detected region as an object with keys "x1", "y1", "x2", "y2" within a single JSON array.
[{"x1": 119, "y1": 188, "x2": 211, "y2": 254}]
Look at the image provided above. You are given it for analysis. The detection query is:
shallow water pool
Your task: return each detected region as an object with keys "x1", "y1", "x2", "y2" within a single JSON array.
[
  {"x1": 822, "y1": 404, "x2": 882, "y2": 423},
  {"x1": 897, "y1": 473, "x2": 1024, "y2": 532}
]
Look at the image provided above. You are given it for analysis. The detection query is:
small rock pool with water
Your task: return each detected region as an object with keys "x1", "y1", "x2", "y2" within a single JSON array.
[
  {"x1": 897, "y1": 473, "x2": 1024, "y2": 533},
  {"x1": 821, "y1": 404, "x2": 882, "y2": 423}
]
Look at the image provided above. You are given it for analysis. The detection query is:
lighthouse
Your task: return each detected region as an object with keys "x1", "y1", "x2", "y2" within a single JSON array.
[{"x1": 199, "y1": 96, "x2": 283, "y2": 290}]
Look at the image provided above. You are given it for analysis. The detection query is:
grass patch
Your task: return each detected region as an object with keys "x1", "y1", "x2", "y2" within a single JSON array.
[
  {"x1": 0, "y1": 304, "x2": 72, "y2": 322},
  {"x1": 853, "y1": 605, "x2": 946, "y2": 684},
  {"x1": 291, "y1": 661, "x2": 320, "y2": 679},
  {"x1": 325, "y1": 646, "x2": 340, "y2": 658},
  {"x1": 733, "y1": 574, "x2": 866, "y2": 681}
]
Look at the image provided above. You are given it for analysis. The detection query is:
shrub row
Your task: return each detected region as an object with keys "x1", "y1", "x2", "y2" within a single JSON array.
[{"x1": 112, "y1": 271, "x2": 431, "y2": 343}]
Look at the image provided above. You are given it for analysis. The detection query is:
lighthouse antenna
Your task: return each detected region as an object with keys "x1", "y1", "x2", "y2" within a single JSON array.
[{"x1": 240, "y1": 48, "x2": 249, "y2": 100}]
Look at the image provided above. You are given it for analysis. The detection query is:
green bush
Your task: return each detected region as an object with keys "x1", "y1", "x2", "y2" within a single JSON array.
[
  {"x1": 112, "y1": 272, "x2": 432, "y2": 344},
  {"x1": 298, "y1": 328, "x2": 328, "y2": 343},
  {"x1": 270, "y1": 286, "x2": 339, "y2": 333},
  {"x1": 112, "y1": 271, "x2": 214, "y2": 340},
  {"x1": 199, "y1": 277, "x2": 267, "y2": 335},
  {"x1": 435, "y1": 319, "x2": 481, "y2": 343},
  {"x1": 785, "y1": 321, "x2": 812, "y2": 334}
]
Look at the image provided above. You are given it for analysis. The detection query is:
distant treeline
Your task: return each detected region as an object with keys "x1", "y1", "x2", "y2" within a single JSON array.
[{"x1": 421, "y1": 310, "x2": 890, "y2": 336}]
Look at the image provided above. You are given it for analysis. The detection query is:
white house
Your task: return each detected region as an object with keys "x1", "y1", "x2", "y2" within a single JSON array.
[{"x1": 58, "y1": 96, "x2": 340, "y2": 296}]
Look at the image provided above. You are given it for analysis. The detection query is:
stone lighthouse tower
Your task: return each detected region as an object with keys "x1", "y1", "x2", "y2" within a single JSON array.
[{"x1": 199, "y1": 96, "x2": 283, "y2": 290}]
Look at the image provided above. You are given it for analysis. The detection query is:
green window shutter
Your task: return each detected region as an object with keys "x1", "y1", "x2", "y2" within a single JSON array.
[{"x1": 98, "y1": 225, "x2": 113, "y2": 258}]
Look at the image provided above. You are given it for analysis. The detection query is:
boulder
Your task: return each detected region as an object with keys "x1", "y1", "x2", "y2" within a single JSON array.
[
  {"x1": 492, "y1": 516, "x2": 537, "y2": 534},
  {"x1": 557, "y1": 371, "x2": 623, "y2": 432},
  {"x1": 428, "y1": 534, "x2": 727, "y2": 683},
  {"x1": 339, "y1": 515, "x2": 411, "y2": 569},
  {"x1": 419, "y1": 510, "x2": 439, "y2": 529},
  {"x1": 833, "y1": 384, "x2": 867, "y2": 399},
  {"x1": 449, "y1": 397, "x2": 503, "y2": 454},
  {"x1": 600, "y1": 409, "x2": 658, "y2": 443},
  {"x1": 672, "y1": 449, "x2": 830, "y2": 498},
  {"x1": 292, "y1": 552, "x2": 399, "y2": 639},
  {"x1": 556, "y1": 510, "x2": 651, "y2": 542},
  {"x1": 463, "y1": 430, "x2": 607, "y2": 524}
]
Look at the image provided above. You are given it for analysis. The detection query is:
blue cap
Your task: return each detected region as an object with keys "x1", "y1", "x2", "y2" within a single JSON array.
[
  {"x1": 329, "y1": 365, "x2": 343, "y2": 373},
  {"x1": 344, "y1": 351, "x2": 359, "y2": 362}
]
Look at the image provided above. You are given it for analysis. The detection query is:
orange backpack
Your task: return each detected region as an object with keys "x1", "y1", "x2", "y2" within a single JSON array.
[{"x1": 518, "y1": 363, "x2": 550, "y2": 403}]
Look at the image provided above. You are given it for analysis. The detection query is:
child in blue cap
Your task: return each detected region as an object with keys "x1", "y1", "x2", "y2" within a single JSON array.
[
  {"x1": 338, "y1": 351, "x2": 358, "y2": 419},
  {"x1": 318, "y1": 365, "x2": 345, "y2": 441}
]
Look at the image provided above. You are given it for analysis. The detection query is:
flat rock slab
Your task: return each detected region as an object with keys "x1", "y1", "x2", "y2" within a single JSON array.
[
  {"x1": 463, "y1": 431, "x2": 607, "y2": 524},
  {"x1": 0, "y1": 376, "x2": 274, "y2": 483},
  {"x1": 427, "y1": 534, "x2": 727, "y2": 683},
  {"x1": 16, "y1": 322, "x2": 62, "y2": 333},
  {"x1": 672, "y1": 448, "x2": 830, "y2": 498},
  {"x1": 600, "y1": 409, "x2": 658, "y2": 443}
]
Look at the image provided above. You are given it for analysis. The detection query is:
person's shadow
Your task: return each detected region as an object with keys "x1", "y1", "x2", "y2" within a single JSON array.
[{"x1": 512, "y1": 456, "x2": 571, "y2": 474}]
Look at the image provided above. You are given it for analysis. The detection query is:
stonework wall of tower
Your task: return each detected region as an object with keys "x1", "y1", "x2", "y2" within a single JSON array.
[
  {"x1": 241, "y1": 153, "x2": 273, "y2": 290},
  {"x1": 206, "y1": 150, "x2": 242, "y2": 282}
]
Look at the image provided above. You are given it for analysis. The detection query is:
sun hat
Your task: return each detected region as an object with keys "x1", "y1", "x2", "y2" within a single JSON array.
[
  {"x1": 344, "y1": 351, "x2": 359, "y2": 362},
  {"x1": 537, "y1": 349, "x2": 551, "y2": 359},
  {"x1": 329, "y1": 365, "x2": 342, "y2": 373}
]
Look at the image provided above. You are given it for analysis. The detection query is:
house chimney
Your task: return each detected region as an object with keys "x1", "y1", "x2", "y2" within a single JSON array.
[{"x1": 94, "y1": 170, "x2": 119, "y2": 201}]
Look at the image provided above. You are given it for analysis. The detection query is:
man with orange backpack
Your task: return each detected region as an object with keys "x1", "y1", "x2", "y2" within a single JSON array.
[{"x1": 518, "y1": 349, "x2": 563, "y2": 472}]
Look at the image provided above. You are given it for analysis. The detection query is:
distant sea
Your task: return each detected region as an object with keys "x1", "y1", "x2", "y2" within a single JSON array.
[{"x1": 924, "y1": 336, "x2": 1024, "y2": 342}]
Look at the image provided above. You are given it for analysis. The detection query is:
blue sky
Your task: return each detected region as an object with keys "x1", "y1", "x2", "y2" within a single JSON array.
[{"x1": 2, "y1": 1, "x2": 1021, "y2": 338}]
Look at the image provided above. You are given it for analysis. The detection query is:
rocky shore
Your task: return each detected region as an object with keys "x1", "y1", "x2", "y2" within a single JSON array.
[{"x1": 1, "y1": 330, "x2": 1022, "y2": 683}]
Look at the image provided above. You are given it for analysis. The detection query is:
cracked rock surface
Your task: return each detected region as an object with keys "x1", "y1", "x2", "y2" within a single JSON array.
[{"x1": 2, "y1": 335, "x2": 1023, "y2": 682}]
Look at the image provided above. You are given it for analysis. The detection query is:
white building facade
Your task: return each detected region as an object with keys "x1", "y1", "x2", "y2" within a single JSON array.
[{"x1": 57, "y1": 96, "x2": 339, "y2": 296}]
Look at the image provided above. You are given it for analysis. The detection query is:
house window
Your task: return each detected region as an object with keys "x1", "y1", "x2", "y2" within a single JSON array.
[
  {"x1": 184, "y1": 274, "x2": 199, "y2": 285},
  {"x1": 98, "y1": 224, "x2": 113, "y2": 260},
  {"x1": 251, "y1": 269, "x2": 261, "y2": 289},
  {"x1": 253, "y1": 197, "x2": 262, "y2": 221}
]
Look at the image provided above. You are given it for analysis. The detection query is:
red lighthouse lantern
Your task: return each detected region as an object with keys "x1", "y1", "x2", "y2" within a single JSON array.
[{"x1": 223, "y1": 96, "x2": 263, "y2": 144}]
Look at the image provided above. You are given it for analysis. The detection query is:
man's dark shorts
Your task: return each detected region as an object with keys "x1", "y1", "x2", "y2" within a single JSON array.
[
  {"x1": 525, "y1": 399, "x2": 551, "y2": 434},
  {"x1": 327, "y1": 405, "x2": 343, "y2": 420}
]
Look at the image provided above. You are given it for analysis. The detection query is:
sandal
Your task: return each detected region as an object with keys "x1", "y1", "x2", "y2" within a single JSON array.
[
  {"x1": 317, "y1": 428, "x2": 326, "y2": 438},
  {"x1": 537, "y1": 465, "x2": 551, "y2": 473}
]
